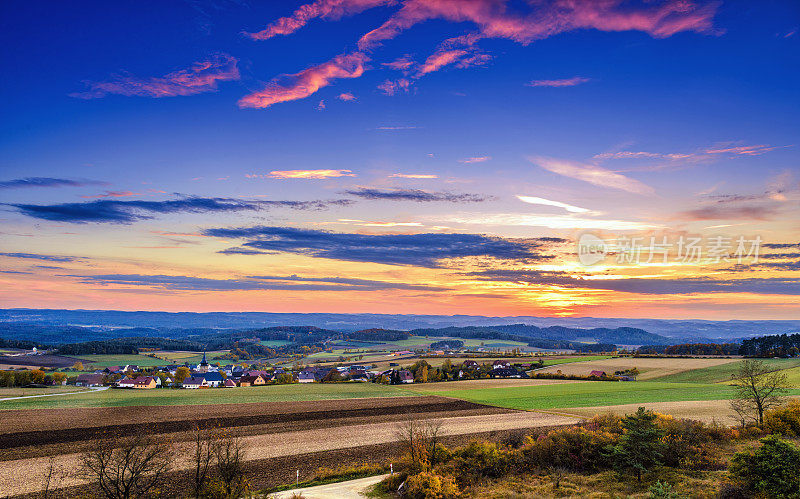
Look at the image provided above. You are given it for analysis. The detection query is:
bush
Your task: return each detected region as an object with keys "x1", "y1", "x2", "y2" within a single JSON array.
[
  {"x1": 729, "y1": 435, "x2": 800, "y2": 498},
  {"x1": 649, "y1": 481, "x2": 685, "y2": 499},
  {"x1": 523, "y1": 426, "x2": 617, "y2": 472},
  {"x1": 452, "y1": 441, "x2": 513, "y2": 482},
  {"x1": 402, "y1": 472, "x2": 459, "y2": 499},
  {"x1": 657, "y1": 415, "x2": 731, "y2": 469},
  {"x1": 764, "y1": 399, "x2": 800, "y2": 437}
]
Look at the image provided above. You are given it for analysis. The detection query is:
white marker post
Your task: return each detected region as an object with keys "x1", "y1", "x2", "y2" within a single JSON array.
[{"x1": 296, "y1": 469, "x2": 299, "y2": 485}]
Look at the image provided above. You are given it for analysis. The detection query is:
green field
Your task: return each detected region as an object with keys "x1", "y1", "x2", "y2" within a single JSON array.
[
  {"x1": 75, "y1": 354, "x2": 168, "y2": 368},
  {"x1": 259, "y1": 340, "x2": 291, "y2": 347},
  {"x1": 422, "y1": 381, "x2": 800, "y2": 411},
  {"x1": 538, "y1": 355, "x2": 614, "y2": 367},
  {"x1": 782, "y1": 366, "x2": 800, "y2": 388},
  {"x1": 0, "y1": 382, "x2": 416, "y2": 410},
  {"x1": 651, "y1": 359, "x2": 800, "y2": 384}
]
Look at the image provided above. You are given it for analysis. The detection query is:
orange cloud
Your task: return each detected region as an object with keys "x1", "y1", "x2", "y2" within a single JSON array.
[
  {"x1": 71, "y1": 53, "x2": 239, "y2": 99},
  {"x1": 337, "y1": 92, "x2": 357, "y2": 101},
  {"x1": 238, "y1": 52, "x2": 368, "y2": 108},
  {"x1": 418, "y1": 49, "x2": 469, "y2": 75},
  {"x1": 382, "y1": 54, "x2": 415, "y2": 70},
  {"x1": 248, "y1": 170, "x2": 357, "y2": 179},
  {"x1": 246, "y1": 0, "x2": 396, "y2": 40},
  {"x1": 527, "y1": 76, "x2": 590, "y2": 87}
]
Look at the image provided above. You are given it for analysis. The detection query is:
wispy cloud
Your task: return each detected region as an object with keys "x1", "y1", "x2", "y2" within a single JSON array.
[
  {"x1": 0, "y1": 177, "x2": 108, "y2": 189},
  {"x1": 459, "y1": 156, "x2": 491, "y2": 163},
  {"x1": 245, "y1": 0, "x2": 395, "y2": 40},
  {"x1": 206, "y1": 225, "x2": 556, "y2": 267},
  {"x1": 65, "y1": 272, "x2": 449, "y2": 292},
  {"x1": 467, "y1": 269, "x2": 800, "y2": 296},
  {"x1": 71, "y1": 53, "x2": 239, "y2": 99},
  {"x1": 516, "y1": 195, "x2": 591, "y2": 214},
  {"x1": 7, "y1": 196, "x2": 352, "y2": 224},
  {"x1": 336, "y1": 219, "x2": 423, "y2": 227},
  {"x1": 527, "y1": 77, "x2": 589, "y2": 87},
  {"x1": 337, "y1": 92, "x2": 357, "y2": 101},
  {"x1": 345, "y1": 187, "x2": 492, "y2": 203},
  {"x1": 0, "y1": 252, "x2": 83, "y2": 263},
  {"x1": 248, "y1": 169, "x2": 356, "y2": 179},
  {"x1": 377, "y1": 78, "x2": 411, "y2": 95},
  {"x1": 438, "y1": 213, "x2": 659, "y2": 231},
  {"x1": 530, "y1": 156, "x2": 654, "y2": 195},
  {"x1": 80, "y1": 190, "x2": 140, "y2": 199},
  {"x1": 374, "y1": 124, "x2": 418, "y2": 130},
  {"x1": 382, "y1": 54, "x2": 415, "y2": 70},
  {"x1": 389, "y1": 173, "x2": 438, "y2": 179},
  {"x1": 238, "y1": 52, "x2": 368, "y2": 109}
]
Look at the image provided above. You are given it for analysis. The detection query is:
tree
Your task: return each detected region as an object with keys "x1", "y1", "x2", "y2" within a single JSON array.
[
  {"x1": 51, "y1": 372, "x2": 67, "y2": 385},
  {"x1": 190, "y1": 424, "x2": 217, "y2": 498},
  {"x1": 175, "y1": 366, "x2": 191, "y2": 383},
  {"x1": 730, "y1": 359, "x2": 789, "y2": 425},
  {"x1": 212, "y1": 431, "x2": 248, "y2": 498},
  {"x1": 72, "y1": 361, "x2": 84, "y2": 371},
  {"x1": 80, "y1": 433, "x2": 173, "y2": 499},
  {"x1": 609, "y1": 407, "x2": 665, "y2": 482},
  {"x1": 729, "y1": 435, "x2": 800, "y2": 498}
]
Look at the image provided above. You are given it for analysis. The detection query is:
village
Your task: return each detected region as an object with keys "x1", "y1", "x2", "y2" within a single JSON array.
[{"x1": 72, "y1": 352, "x2": 552, "y2": 390}]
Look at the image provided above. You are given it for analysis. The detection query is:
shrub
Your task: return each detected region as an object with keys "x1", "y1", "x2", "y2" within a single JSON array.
[
  {"x1": 657, "y1": 415, "x2": 731, "y2": 469},
  {"x1": 729, "y1": 435, "x2": 800, "y2": 498},
  {"x1": 523, "y1": 426, "x2": 617, "y2": 472},
  {"x1": 402, "y1": 472, "x2": 459, "y2": 499},
  {"x1": 609, "y1": 407, "x2": 665, "y2": 482},
  {"x1": 649, "y1": 481, "x2": 685, "y2": 499},
  {"x1": 763, "y1": 399, "x2": 800, "y2": 437},
  {"x1": 452, "y1": 441, "x2": 513, "y2": 482}
]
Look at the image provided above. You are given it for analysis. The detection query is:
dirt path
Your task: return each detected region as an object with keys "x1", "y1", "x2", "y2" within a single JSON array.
[
  {"x1": 269, "y1": 474, "x2": 389, "y2": 499},
  {"x1": 0, "y1": 411, "x2": 576, "y2": 497}
]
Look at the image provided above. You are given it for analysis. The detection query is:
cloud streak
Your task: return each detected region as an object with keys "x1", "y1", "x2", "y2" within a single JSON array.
[
  {"x1": 71, "y1": 53, "x2": 239, "y2": 99},
  {"x1": 345, "y1": 187, "x2": 492, "y2": 202},
  {"x1": 0, "y1": 177, "x2": 107, "y2": 189},
  {"x1": 530, "y1": 156, "x2": 654, "y2": 194},
  {"x1": 7, "y1": 196, "x2": 352, "y2": 224},
  {"x1": 238, "y1": 52, "x2": 368, "y2": 109},
  {"x1": 205, "y1": 225, "x2": 557, "y2": 267},
  {"x1": 0, "y1": 252, "x2": 83, "y2": 263},
  {"x1": 250, "y1": 169, "x2": 357, "y2": 179},
  {"x1": 527, "y1": 77, "x2": 589, "y2": 87}
]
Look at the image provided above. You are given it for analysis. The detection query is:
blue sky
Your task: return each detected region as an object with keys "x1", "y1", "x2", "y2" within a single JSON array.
[{"x1": 0, "y1": 0, "x2": 798, "y2": 318}]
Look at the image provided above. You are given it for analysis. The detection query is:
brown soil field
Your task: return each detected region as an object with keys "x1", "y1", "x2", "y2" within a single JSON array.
[
  {"x1": 3, "y1": 409, "x2": 577, "y2": 497},
  {"x1": 537, "y1": 357, "x2": 739, "y2": 380},
  {"x1": 0, "y1": 354, "x2": 83, "y2": 368},
  {"x1": 0, "y1": 396, "x2": 509, "y2": 459},
  {"x1": 13, "y1": 424, "x2": 572, "y2": 499}
]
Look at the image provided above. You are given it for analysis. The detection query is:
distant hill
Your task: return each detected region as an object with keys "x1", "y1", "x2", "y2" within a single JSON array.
[{"x1": 2, "y1": 309, "x2": 798, "y2": 344}]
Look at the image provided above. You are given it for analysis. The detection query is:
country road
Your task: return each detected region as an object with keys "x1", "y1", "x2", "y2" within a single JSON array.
[{"x1": 269, "y1": 474, "x2": 390, "y2": 499}]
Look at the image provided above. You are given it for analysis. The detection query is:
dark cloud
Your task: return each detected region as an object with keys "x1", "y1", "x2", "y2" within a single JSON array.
[
  {"x1": 0, "y1": 270, "x2": 34, "y2": 275},
  {"x1": 466, "y1": 269, "x2": 800, "y2": 295},
  {"x1": 206, "y1": 225, "x2": 555, "y2": 267},
  {"x1": 344, "y1": 187, "x2": 493, "y2": 203},
  {"x1": 763, "y1": 243, "x2": 800, "y2": 249},
  {"x1": 65, "y1": 273, "x2": 449, "y2": 292},
  {"x1": 6, "y1": 196, "x2": 353, "y2": 224},
  {"x1": 0, "y1": 177, "x2": 107, "y2": 189},
  {"x1": 0, "y1": 252, "x2": 82, "y2": 263}
]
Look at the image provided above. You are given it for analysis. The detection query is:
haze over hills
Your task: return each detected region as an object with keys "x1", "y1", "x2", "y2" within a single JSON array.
[{"x1": 2, "y1": 309, "x2": 799, "y2": 344}]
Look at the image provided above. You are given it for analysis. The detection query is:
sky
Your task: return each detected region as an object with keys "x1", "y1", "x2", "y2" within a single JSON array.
[{"x1": 0, "y1": 0, "x2": 798, "y2": 319}]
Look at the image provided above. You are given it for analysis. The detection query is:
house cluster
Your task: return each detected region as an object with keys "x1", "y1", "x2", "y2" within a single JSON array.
[{"x1": 458, "y1": 359, "x2": 527, "y2": 379}]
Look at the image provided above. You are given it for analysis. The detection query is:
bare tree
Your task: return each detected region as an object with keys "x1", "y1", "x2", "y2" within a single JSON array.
[
  {"x1": 730, "y1": 359, "x2": 789, "y2": 425},
  {"x1": 80, "y1": 432, "x2": 173, "y2": 499},
  {"x1": 423, "y1": 420, "x2": 444, "y2": 466},
  {"x1": 40, "y1": 456, "x2": 66, "y2": 499},
  {"x1": 395, "y1": 419, "x2": 446, "y2": 471},
  {"x1": 190, "y1": 424, "x2": 218, "y2": 498},
  {"x1": 212, "y1": 431, "x2": 248, "y2": 498}
]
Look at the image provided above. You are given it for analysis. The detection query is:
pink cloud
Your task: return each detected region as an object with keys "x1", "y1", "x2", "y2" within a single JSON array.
[
  {"x1": 358, "y1": 0, "x2": 717, "y2": 50},
  {"x1": 459, "y1": 156, "x2": 491, "y2": 163},
  {"x1": 417, "y1": 49, "x2": 469, "y2": 75},
  {"x1": 246, "y1": 0, "x2": 396, "y2": 40},
  {"x1": 382, "y1": 55, "x2": 415, "y2": 70},
  {"x1": 71, "y1": 53, "x2": 239, "y2": 99},
  {"x1": 337, "y1": 92, "x2": 357, "y2": 101},
  {"x1": 527, "y1": 76, "x2": 590, "y2": 87},
  {"x1": 238, "y1": 52, "x2": 368, "y2": 109},
  {"x1": 377, "y1": 78, "x2": 411, "y2": 95},
  {"x1": 704, "y1": 144, "x2": 780, "y2": 156},
  {"x1": 317, "y1": 99, "x2": 327, "y2": 110},
  {"x1": 248, "y1": 170, "x2": 356, "y2": 179},
  {"x1": 80, "y1": 190, "x2": 140, "y2": 199}
]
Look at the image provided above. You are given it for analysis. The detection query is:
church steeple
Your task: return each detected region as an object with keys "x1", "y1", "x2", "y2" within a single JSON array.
[{"x1": 200, "y1": 351, "x2": 208, "y2": 366}]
